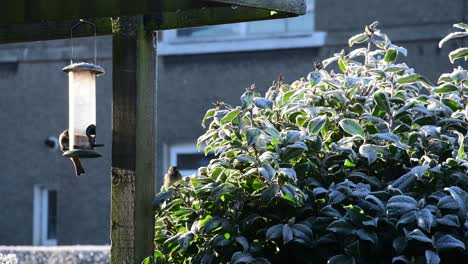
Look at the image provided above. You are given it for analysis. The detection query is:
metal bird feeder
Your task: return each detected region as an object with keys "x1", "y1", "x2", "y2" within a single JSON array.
[{"x1": 62, "y1": 20, "x2": 104, "y2": 159}]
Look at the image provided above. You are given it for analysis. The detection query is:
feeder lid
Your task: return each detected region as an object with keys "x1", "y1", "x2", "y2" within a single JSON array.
[{"x1": 62, "y1": 62, "x2": 105, "y2": 75}]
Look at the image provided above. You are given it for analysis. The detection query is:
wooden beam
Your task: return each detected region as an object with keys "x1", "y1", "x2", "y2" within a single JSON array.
[
  {"x1": 0, "y1": 18, "x2": 112, "y2": 44},
  {"x1": 0, "y1": 4, "x2": 301, "y2": 44},
  {"x1": 0, "y1": 0, "x2": 304, "y2": 26},
  {"x1": 0, "y1": 0, "x2": 202, "y2": 25},
  {"x1": 111, "y1": 16, "x2": 156, "y2": 264}
]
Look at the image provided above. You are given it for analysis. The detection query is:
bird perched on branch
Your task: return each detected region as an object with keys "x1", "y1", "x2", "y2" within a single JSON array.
[
  {"x1": 59, "y1": 129, "x2": 85, "y2": 176},
  {"x1": 162, "y1": 166, "x2": 182, "y2": 191}
]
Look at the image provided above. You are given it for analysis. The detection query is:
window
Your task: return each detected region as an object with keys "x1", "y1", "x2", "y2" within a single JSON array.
[
  {"x1": 167, "y1": 143, "x2": 215, "y2": 176},
  {"x1": 33, "y1": 186, "x2": 57, "y2": 245},
  {"x1": 159, "y1": 0, "x2": 325, "y2": 55}
]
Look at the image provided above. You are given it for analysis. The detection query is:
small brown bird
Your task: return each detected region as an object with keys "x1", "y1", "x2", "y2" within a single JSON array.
[
  {"x1": 162, "y1": 166, "x2": 182, "y2": 191},
  {"x1": 59, "y1": 129, "x2": 85, "y2": 176}
]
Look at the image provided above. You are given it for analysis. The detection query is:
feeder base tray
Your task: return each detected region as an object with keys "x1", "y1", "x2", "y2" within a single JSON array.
[{"x1": 63, "y1": 149, "x2": 102, "y2": 158}]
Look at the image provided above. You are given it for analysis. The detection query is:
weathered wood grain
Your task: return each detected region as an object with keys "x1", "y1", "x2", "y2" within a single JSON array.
[{"x1": 111, "y1": 16, "x2": 156, "y2": 264}]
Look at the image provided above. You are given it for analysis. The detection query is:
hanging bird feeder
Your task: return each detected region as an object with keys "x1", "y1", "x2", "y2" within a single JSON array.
[{"x1": 62, "y1": 20, "x2": 104, "y2": 159}]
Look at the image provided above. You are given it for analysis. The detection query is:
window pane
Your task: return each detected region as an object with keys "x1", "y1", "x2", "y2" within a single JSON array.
[
  {"x1": 47, "y1": 190, "x2": 57, "y2": 239},
  {"x1": 177, "y1": 153, "x2": 215, "y2": 170},
  {"x1": 246, "y1": 19, "x2": 286, "y2": 35},
  {"x1": 177, "y1": 24, "x2": 241, "y2": 38}
]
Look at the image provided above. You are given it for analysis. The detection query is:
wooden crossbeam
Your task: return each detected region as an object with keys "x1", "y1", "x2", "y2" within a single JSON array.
[{"x1": 0, "y1": 5, "x2": 301, "y2": 44}]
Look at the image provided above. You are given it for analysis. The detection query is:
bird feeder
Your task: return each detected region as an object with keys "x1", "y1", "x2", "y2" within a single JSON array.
[{"x1": 62, "y1": 62, "x2": 104, "y2": 158}]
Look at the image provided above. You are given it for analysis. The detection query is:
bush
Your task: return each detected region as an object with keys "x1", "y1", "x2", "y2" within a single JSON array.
[
  {"x1": 0, "y1": 254, "x2": 17, "y2": 264},
  {"x1": 149, "y1": 22, "x2": 468, "y2": 264}
]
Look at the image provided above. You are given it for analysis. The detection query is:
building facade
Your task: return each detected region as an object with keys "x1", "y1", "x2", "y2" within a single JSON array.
[{"x1": 0, "y1": 0, "x2": 466, "y2": 245}]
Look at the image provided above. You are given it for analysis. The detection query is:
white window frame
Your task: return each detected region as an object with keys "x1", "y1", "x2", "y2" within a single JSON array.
[
  {"x1": 33, "y1": 186, "x2": 57, "y2": 246},
  {"x1": 166, "y1": 143, "x2": 213, "y2": 177},
  {"x1": 158, "y1": 0, "x2": 326, "y2": 55}
]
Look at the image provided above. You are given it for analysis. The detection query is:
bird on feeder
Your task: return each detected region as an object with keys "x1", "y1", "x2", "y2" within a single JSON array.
[{"x1": 59, "y1": 129, "x2": 85, "y2": 176}]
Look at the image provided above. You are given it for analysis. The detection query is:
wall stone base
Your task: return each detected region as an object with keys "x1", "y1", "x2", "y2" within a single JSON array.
[{"x1": 0, "y1": 246, "x2": 110, "y2": 264}]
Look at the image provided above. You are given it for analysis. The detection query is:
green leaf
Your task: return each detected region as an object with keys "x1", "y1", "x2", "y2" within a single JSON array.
[
  {"x1": 295, "y1": 115, "x2": 307, "y2": 128},
  {"x1": 454, "y1": 131, "x2": 465, "y2": 160},
  {"x1": 433, "y1": 84, "x2": 458, "y2": 94},
  {"x1": 437, "y1": 196, "x2": 458, "y2": 210},
  {"x1": 425, "y1": 250, "x2": 440, "y2": 264},
  {"x1": 308, "y1": 71, "x2": 322, "y2": 87},
  {"x1": 393, "y1": 236, "x2": 407, "y2": 255},
  {"x1": 253, "y1": 97, "x2": 273, "y2": 109},
  {"x1": 328, "y1": 255, "x2": 356, "y2": 264},
  {"x1": 415, "y1": 209, "x2": 433, "y2": 232},
  {"x1": 387, "y1": 195, "x2": 417, "y2": 216},
  {"x1": 438, "y1": 32, "x2": 468, "y2": 48},
  {"x1": 141, "y1": 257, "x2": 151, "y2": 264},
  {"x1": 329, "y1": 190, "x2": 347, "y2": 204},
  {"x1": 320, "y1": 205, "x2": 342, "y2": 218},
  {"x1": 281, "y1": 184, "x2": 298, "y2": 204},
  {"x1": 364, "y1": 195, "x2": 386, "y2": 214},
  {"x1": 354, "y1": 228, "x2": 378, "y2": 244},
  {"x1": 327, "y1": 219, "x2": 354, "y2": 235},
  {"x1": 449, "y1": 48, "x2": 468, "y2": 63},
  {"x1": 384, "y1": 48, "x2": 398, "y2": 62},
  {"x1": 201, "y1": 109, "x2": 216, "y2": 128},
  {"x1": 292, "y1": 224, "x2": 314, "y2": 245},
  {"x1": 282, "y1": 224, "x2": 294, "y2": 244},
  {"x1": 266, "y1": 224, "x2": 283, "y2": 240},
  {"x1": 281, "y1": 141, "x2": 308, "y2": 161},
  {"x1": 235, "y1": 236, "x2": 249, "y2": 252},
  {"x1": 202, "y1": 217, "x2": 222, "y2": 233},
  {"x1": 261, "y1": 184, "x2": 280, "y2": 202},
  {"x1": 454, "y1": 22, "x2": 468, "y2": 30},
  {"x1": 359, "y1": 144, "x2": 379, "y2": 164},
  {"x1": 397, "y1": 73, "x2": 424, "y2": 85},
  {"x1": 281, "y1": 90, "x2": 295, "y2": 105},
  {"x1": 220, "y1": 108, "x2": 241, "y2": 125},
  {"x1": 437, "y1": 214, "x2": 460, "y2": 228},
  {"x1": 348, "y1": 33, "x2": 368, "y2": 47},
  {"x1": 308, "y1": 116, "x2": 327, "y2": 134},
  {"x1": 397, "y1": 73, "x2": 432, "y2": 87},
  {"x1": 259, "y1": 164, "x2": 275, "y2": 181},
  {"x1": 339, "y1": 119, "x2": 365, "y2": 138},
  {"x1": 392, "y1": 255, "x2": 410, "y2": 263},
  {"x1": 374, "y1": 92, "x2": 390, "y2": 113},
  {"x1": 338, "y1": 57, "x2": 347, "y2": 72},
  {"x1": 442, "y1": 98, "x2": 461, "y2": 111},
  {"x1": 231, "y1": 252, "x2": 256, "y2": 264},
  {"x1": 445, "y1": 186, "x2": 467, "y2": 221},
  {"x1": 397, "y1": 211, "x2": 416, "y2": 228},
  {"x1": 435, "y1": 235, "x2": 466, "y2": 251},
  {"x1": 241, "y1": 91, "x2": 254, "y2": 109},
  {"x1": 246, "y1": 128, "x2": 261, "y2": 146},
  {"x1": 153, "y1": 189, "x2": 174, "y2": 209},
  {"x1": 406, "y1": 229, "x2": 432, "y2": 244}
]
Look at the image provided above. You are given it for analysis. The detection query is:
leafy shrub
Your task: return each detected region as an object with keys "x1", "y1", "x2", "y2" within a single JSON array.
[
  {"x1": 149, "y1": 22, "x2": 468, "y2": 264},
  {"x1": 0, "y1": 253, "x2": 18, "y2": 264}
]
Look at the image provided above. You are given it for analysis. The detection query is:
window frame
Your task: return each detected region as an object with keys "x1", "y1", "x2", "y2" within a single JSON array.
[
  {"x1": 158, "y1": 0, "x2": 325, "y2": 56},
  {"x1": 33, "y1": 186, "x2": 58, "y2": 246},
  {"x1": 167, "y1": 143, "x2": 213, "y2": 177}
]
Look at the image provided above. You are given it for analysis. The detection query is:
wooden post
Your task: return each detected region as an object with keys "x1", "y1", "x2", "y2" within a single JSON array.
[{"x1": 111, "y1": 16, "x2": 157, "y2": 264}]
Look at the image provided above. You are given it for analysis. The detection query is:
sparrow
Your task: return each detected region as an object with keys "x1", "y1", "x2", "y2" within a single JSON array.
[
  {"x1": 162, "y1": 166, "x2": 182, "y2": 191},
  {"x1": 59, "y1": 129, "x2": 85, "y2": 176}
]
